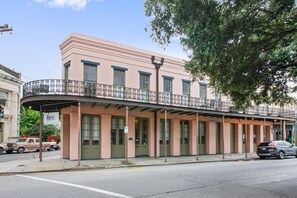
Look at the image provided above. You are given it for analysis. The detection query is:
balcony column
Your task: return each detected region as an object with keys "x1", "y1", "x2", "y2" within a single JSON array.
[{"x1": 152, "y1": 56, "x2": 164, "y2": 158}]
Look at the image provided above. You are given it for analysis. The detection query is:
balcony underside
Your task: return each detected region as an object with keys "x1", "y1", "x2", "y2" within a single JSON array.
[{"x1": 21, "y1": 95, "x2": 296, "y2": 122}]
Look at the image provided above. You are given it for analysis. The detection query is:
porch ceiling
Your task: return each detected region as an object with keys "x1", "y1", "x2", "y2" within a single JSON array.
[{"x1": 21, "y1": 95, "x2": 296, "y2": 123}]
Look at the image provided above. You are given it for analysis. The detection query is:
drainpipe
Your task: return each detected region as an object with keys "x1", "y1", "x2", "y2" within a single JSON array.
[
  {"x1": 78, "y1": 102, "x2": 81, "y2": 166},
  {"x1": 152, "y1": 56, "x2": 164, "y2": 158}
]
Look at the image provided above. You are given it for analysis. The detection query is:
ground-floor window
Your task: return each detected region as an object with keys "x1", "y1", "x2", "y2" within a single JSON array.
[{"x1": 82, "y1": 114, "x2": 100, "y2": 145}]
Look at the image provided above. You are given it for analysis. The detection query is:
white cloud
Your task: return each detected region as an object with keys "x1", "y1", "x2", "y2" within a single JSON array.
[{"x1": 34, "y1": 0, "x2": 96, "y2": 10}]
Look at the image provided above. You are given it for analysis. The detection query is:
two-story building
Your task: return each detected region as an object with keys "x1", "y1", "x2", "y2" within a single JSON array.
[
  {"x1": 0, "y1": 64, "x2": 22, "y2": 143},
  {"x1": 21, "y1": 33, "x2": 296, "y2": 160}
]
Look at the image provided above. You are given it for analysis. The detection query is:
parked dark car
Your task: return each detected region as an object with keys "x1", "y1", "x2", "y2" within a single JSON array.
[{"x1": 257, "y1": 141, "x2": 297, "y2": 159}]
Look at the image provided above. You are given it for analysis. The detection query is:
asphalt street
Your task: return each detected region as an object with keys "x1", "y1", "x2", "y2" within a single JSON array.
[
  {"x1": 1, "y1": 157, "x2": 297, "y2": 198},
  {"x1": 0, "y1": 150, "x2": 60, "y2": 163}
]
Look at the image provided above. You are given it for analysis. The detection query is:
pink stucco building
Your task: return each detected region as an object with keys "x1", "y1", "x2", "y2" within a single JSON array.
[{"x1": 21, "y1": 33, "x2": 296, "y2": 160}]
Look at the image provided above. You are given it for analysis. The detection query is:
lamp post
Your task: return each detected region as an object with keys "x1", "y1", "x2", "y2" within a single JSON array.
[{"x1": 151, "y1": 56, "x2": 164, "y2": 158}]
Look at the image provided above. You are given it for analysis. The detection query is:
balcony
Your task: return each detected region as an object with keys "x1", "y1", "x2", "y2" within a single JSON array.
[{"x1": 22, "y1": 79, "x2": 296, "y2": 119}]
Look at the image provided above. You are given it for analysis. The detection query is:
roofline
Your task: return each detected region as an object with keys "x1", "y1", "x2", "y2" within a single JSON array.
[{"x1": 0, "y1": 64, "x2": 21, "y2": 79}]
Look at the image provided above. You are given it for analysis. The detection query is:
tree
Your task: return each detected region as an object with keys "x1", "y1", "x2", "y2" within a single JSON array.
[
  {"x1": 20, "y1": 106, "x2": 40, "y2": 134},
  {"x1": 24, "y1": 124, "x2": 60, "y2": 142},
  {"x1": 145, "y1": 0, "x2": 297, "y2": 107}
]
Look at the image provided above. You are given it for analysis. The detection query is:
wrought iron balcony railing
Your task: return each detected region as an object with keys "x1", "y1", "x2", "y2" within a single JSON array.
[{"x1": 22, "y1": 79, "x2": 297, "y2": 119}]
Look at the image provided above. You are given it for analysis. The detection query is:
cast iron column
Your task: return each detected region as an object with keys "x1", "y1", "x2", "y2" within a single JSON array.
[{"x1": 152, "y1": 56, "x2": 164, "y2": 158}]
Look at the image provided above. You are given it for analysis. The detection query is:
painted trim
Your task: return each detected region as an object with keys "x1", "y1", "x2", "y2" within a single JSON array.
[
  {"x1": 198, "y1": 82, "x2": 208, "y2": 86},
  {"x1": 64, "y1": 60, "x2": 71, "y2": 68},
  {"x1": 81, "y1": 60, "x2": 100, "y2": 66},
  {"x1": 111, "y1": 65, "x2": 128, "y2": 71},
  {"x1": 138, "y1": 71, "x2": 152, "y2": 76},
  {"x1": 182, "y1": 79, "x2": 191, "y2": 83},
  {"x1": 162, "y1": 75, "x2": 174, "y2": 80}
]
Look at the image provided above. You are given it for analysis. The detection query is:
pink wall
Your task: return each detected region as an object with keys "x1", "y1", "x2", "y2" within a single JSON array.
[
  {"x1": 236, "y1": 124, "x2": 243, "y2": 153},
  {"x1": 171, "y1": 118, "x2": 180, "y2": 156},
  {"x1": 148, "y1": 117, "x2": 155, "y2": 157},
  {"x1": 128, "y1": 115, "x2": 136, "y2": 158},
  {"x1": 69, "y1": 112, "x2": 79, "y2": 160},
  {"x1": 190, "y1": 119, "x2": 198, "y2": 155},
  {"x1": 207, "y1": 122, "x2": 216, "y2": 154},
  {"x1": 101, "y1": 114, "x2": 111, "y2": 158},
  {"x1": 247, "y1": 124, "x2": 254, "y2": 153},
  {"x1": 223, "y1": 123, "x2": 231, "y2": 154},
  {"x1": 61, "y1": 114, "x2": 70, "y2": 159}
]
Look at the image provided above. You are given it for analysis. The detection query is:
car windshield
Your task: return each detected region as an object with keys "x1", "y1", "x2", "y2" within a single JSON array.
[
  {"x1": 259, "y1": 142, "x2": 270, "y2": 146},
  {"x1": 16, "y1": 139, "x2": 27, "y2": 142}
]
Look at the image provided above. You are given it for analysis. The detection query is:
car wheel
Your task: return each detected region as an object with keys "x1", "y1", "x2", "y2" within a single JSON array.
[
  {"x1": 48, "y1": 145, "x2": 54, "y2": 151},
  {"x1": 0, "y1": 148, "x2": 3, "y2": 155},
  {"x1": 6, "y1": 150, "x2": 12, "y2": 154},
  {"x1": 259, "y1": 156, "x2": 265, "y2": 159},
  {"x1": 279, "y1": 151, "x2": 285, "y2": 159},
  {"x1": 17, "y1": 147, "x2": 25, "y2": 154}
]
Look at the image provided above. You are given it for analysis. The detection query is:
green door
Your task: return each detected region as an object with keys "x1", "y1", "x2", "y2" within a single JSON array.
[
  {"x1": 111, "y1": 116, "x2": 125, "y2": 158},
  {"x1": 160, "y1": 119, "x2": 171, "y2": 157},
  {"x1": 230, "y1": 124, "x2": 235, "y2": 153},
  {"x1": 135, "y1": 118, "x2": 149, "y2": 157},
  {"x1": 216, "y1": 123, "x2": 221, "y2": 154},
  {"x1": 180, "y1": 120, "x2": 189, "y2": 156},
  {"x1": 198, "y1": 121, "x2": 206, "y2": 154},
  {"x1": 81, "y1": 115, "x2": 101, "y2": 159}
]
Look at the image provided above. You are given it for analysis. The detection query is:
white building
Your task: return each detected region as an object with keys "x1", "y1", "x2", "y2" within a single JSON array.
[{"x1": 0, "y1": 64, "x2": 22, "y2": 143}]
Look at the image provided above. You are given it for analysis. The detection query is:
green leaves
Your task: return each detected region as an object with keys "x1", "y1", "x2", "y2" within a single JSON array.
[{"x1": 145, "y1": 0, "x2": 297, "y2": 107}]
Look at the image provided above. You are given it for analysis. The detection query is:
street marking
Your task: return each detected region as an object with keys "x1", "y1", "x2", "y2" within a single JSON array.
[{"x1": 16, "y1": 175, "x2": 132, "y2": 198}]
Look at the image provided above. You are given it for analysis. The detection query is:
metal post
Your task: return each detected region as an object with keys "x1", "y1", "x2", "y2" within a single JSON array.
[
  {"x1": 196, "y1": 113, "x2": 199, "y2": 160},
  {"x1": 152, "y1": 56, "x2": 164, "y2": 158},
  {"x1": 125, "y1": 106, "x2": 129, "y2": 164},
  {"x1": 78, "y1": 102, "x2": 81, "y2": 166},
  {"x1": 222, "y1": 115, "x2": 225, "y2": 159},
  {"x1": 39, "y1": 105, "x2": 43, "y2": 162},
  {"x1": 164, "y1": 110, "x2": 167, "y2": 163},
  {"x1": 245, "y1": 117, "x2": 248, "y2": 159},
  {"x1": 280, "y1": 120, "x2": 282, "y2": 140}
]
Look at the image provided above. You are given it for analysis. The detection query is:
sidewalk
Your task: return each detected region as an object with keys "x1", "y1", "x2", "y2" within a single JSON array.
[{"x1": 0, "y1": 153, "x2": 259, "y2": 175}]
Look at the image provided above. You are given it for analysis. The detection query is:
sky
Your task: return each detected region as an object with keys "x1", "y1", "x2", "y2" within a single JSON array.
[{"x1": 0, "y1": 0, "x2": 187, "y2": 82}]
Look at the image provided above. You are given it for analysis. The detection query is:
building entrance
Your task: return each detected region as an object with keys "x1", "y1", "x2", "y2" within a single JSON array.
[
  {"x1": 111, "y1": 116, "x2": 125, "y2": 158},
  {"x1": 135, "y1": 118, "x2": 149, "y2": 157},
  {"x1": 180, "y1": 120, "x2": 189, "y2": 155}
]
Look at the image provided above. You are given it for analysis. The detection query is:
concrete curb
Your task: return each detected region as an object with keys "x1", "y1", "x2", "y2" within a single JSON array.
[{"x1": 0, "y1": 157, "x2": 258, "y2": 176}]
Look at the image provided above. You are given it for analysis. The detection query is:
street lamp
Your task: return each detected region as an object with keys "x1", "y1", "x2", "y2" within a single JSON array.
[{"x1": 151, "y1": 56, "x2": 164, "y2": 158}]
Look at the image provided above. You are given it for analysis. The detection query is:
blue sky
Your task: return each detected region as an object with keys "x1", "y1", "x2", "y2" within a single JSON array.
[{"x1": 0, "y1": 0, "x2": 186, "y2": 82}]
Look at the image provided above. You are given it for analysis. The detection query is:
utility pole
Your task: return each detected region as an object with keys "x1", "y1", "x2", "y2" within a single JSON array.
[{"x1": 0, "y1": 24, "x2": 13, "y2": 34}]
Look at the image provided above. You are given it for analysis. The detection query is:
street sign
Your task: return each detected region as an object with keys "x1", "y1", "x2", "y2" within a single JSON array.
[{"x1": 124, "y1": 126, "x2": 128, "y2": 134}]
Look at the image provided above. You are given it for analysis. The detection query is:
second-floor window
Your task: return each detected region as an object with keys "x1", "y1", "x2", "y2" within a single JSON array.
[
  {"x1": 140, "y1": 73, "x2": 150, "y2": 101},
  {"x1": 199, "y1": 83, "x2": 207, "y2": 106},
  {"x1": 113, "y1": 69, "x2": 125, "y2": 99},
  {"x1": 0, "y1": 91, "x2": 7, "y2": 106},
  {"x1": 163, "y1": 77, "x2": 172, "y2": 104},
  {"x1": 182, "y1": 80, "x2": 190, "y2": 106},
  {"x1": 83, "y1": 63, "x2": 97, "y2": 96}
]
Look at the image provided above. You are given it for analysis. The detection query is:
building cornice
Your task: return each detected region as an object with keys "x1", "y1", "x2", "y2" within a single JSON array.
[{"x1": 59, "y1": 33, "x2": 185, "y2": 67}]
